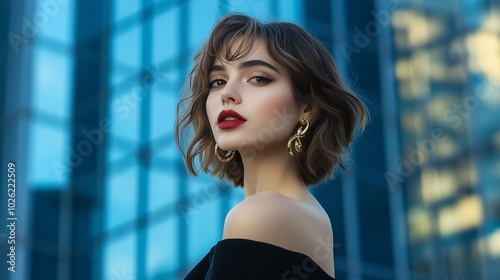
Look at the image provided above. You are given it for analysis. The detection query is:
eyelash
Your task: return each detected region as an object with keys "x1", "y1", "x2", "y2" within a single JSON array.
[
  {"x1": 209, "y1": 79, "x2": 226, "y2": 89},
  {"x1": 248, "y1": 75, "x2": 273, "y2": 85},
  {"x1": 208, "y1": 75, "x2": 273, "y2": 89}
]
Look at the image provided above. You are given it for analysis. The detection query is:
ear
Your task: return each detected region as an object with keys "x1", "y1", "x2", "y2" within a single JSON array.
[{"x1": 300, "y1": 102, "x2": 317, "y2": 121}]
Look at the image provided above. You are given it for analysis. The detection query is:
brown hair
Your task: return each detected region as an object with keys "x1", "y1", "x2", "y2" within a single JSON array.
[{"x1": 175, "y1": 14, "x2": 368, "y2": 187}]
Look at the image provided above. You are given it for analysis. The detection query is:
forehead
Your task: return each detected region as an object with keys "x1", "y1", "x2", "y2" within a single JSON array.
[{"x1": 212, "y1": 38, "x2": 276, "y2": 67}]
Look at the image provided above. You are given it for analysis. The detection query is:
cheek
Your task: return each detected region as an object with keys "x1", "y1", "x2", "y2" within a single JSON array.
[
  {"x1": 265, "y1": 94, "x2": 295, "y2": 109},
  {"x1": 205, "y1": 94, "x2": 218, "y2": 123},
  {"x1": 259, "y1": 91, "x2": 300, "y2": 118},
  {"x1": 253, "y1": 91, "x2": 301, "y2": 138}
]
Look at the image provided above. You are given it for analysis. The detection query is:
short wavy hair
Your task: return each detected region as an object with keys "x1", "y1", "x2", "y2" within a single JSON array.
[{"x1": 175, "y1": 14, "x2": 368, "y2": 187}]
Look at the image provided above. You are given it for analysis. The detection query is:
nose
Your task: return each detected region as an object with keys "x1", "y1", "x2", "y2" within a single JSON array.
[{"x1": 220, "y1": 79, "x2": 241, "y2": 105}]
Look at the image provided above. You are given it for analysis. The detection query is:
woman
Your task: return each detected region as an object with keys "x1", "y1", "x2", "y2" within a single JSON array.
[{"x1": 175, "y1": 13, "x2": 367, "y2": 279}]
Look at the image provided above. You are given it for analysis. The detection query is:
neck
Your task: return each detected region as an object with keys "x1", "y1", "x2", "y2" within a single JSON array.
[{"x1": 240, "y1": 143, "x2": 309, "y2": 200}]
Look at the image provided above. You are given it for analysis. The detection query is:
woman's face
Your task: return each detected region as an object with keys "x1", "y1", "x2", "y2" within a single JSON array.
[{"x1": 206, "y1": 39, "x2": 305, "y2": 157}]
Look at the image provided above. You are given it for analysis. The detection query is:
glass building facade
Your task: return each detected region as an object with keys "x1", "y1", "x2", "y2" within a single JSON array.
[{"x1": 0, "y1": 0, "x2": 499, "y2": 279}]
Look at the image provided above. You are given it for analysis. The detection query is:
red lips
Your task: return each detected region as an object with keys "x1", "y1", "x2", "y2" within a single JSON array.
[{"x1": 217, "y1": 110, "x2": 246, "y2": 129}]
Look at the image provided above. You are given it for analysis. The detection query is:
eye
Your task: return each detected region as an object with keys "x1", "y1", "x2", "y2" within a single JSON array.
[
  {"x1": 248, "y1": 76, "x2": 272, "y2": 85},
  {"x1": 209, "y1": 79, "x2": 226, "y2": 89}
]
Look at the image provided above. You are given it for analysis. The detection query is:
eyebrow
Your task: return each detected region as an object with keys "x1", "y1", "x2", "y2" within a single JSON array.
[{"x1": 210, "y1": 59, "x2": 280, "y2": 74}]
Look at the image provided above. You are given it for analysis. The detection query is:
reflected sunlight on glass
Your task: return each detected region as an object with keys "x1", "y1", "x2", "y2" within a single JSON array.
[
  {"x1": 401, "y1": 110, "x2": 424, "y2": 135},
  {"x1": 408, "y1": 207, "x2": 433, "y2": 243},
  {"x1": 466, "y1": 30, "x2": 500, "y2": 82},
  {"x1": 393, "y1": 11, "x2": 444, "y2": 48},
  {"x1": 438, "y1": 195, "x2": 483, "y2": 237},
  {"x1": 421, "y1": 168, "x2": 458, "y2": 204},
  {"x1": 488, "y1": 229, "x2": 500, "y2": 257}
]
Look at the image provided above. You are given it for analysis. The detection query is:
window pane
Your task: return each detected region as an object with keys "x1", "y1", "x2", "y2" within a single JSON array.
[
  {"x1": 105, "y1": 164, "x2": 139, "y2": 230},
  {"x1": 147, "y1": 218, "x2": 178, "y2": 277},
  {"x1": 28, "y1": 120, "x2": 70, "y2": 187},
  {"x1": 36, "y1": 0, "x2": 75, "y2": 44},
  {"x1": 103, "y1": 233, "x2": 137, "y2": 280},
  {"x1": 113, "y1": 0, "x2": 141, "y2": 23},
  {"x1": 32, "y1": 47, "x2": 73, "y2": 119},
  {"x1": 153, "y1": 8, "x2": 179, "y2": 64}
]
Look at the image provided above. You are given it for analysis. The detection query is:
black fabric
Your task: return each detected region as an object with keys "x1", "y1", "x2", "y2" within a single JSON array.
[{"x1": 184, "y1": 238, "x2": 335, "y2": 280}]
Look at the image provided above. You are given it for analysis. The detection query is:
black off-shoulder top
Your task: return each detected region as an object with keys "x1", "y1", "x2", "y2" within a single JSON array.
[{"x1": 184, "y1": 238, "x2": 335, "y2": 279}]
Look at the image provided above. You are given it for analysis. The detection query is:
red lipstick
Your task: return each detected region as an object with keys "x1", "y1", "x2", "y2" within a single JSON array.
[{"x1": 217, "y1": 110, "x2": 246, "y2": 129}]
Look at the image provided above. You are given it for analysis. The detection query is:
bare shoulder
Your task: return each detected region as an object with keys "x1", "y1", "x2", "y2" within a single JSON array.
[{"x1": 223, "y1": 190, "x2": 334, "y2": 276}]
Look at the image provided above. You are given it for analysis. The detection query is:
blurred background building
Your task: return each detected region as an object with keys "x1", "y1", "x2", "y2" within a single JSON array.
[{"x1": 1, "y1": 0, "x2": 499, "y2": 279}]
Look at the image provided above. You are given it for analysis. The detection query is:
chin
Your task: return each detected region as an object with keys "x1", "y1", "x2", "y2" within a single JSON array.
[
  {"x1": 215, "y1": 134, "x2": 245, "y2": 149},
  {"x1": 216, "y1": 142, "x2": 242, "y2": 151}
]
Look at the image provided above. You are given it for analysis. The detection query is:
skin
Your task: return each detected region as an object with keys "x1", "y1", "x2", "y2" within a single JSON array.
[{"x1": 205, "y1": 39, "x2": 335, "y2": 277}]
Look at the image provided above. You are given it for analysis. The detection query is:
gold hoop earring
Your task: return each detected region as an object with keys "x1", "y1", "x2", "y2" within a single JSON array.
[
  {"x1": 215, "y1": 144, "x2": 235, "y2": 163},
  {"x1": 287, "y1": 119, "x2": 309, "y2": 157}
]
